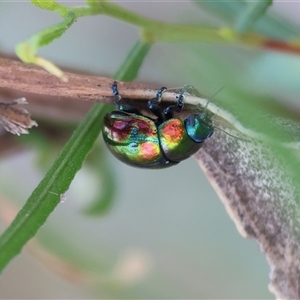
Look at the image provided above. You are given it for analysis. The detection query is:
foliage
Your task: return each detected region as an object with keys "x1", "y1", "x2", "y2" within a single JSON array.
[{"x1": 1, "y1": 1, "x2": 300, "y2": 298}]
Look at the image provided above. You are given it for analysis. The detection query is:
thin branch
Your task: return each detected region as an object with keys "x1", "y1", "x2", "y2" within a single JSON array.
[
  {"x1": 0, "y1": 56, "x2": 204, "y2": 123},
  {"x1": 0, "y1": 57, "x2": 164, "y2": 103}
]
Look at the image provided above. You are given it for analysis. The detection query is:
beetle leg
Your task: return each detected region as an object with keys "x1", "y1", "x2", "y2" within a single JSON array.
[
  {"x1": 147, "y1": 87, "x2": 167, "y2": 122},
  {"x1": 112, "y1": 81, "x2": 141, "y2": 114},
  {"x1": 163, "y1": 89, "x2": 184, "y2": 119}
]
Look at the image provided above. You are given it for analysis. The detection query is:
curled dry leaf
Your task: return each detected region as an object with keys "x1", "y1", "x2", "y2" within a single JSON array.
[
  {"x1": 191, "y1": 96, "x2": 300, "y2": 300},
  {"x1": 0, "y1": 98, "x2": 38, "y2": 135}
]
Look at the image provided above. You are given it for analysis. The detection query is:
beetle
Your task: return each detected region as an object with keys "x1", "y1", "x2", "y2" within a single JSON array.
[{"x1": 102, "y1": 81, "x2": 214, "y2": 168}]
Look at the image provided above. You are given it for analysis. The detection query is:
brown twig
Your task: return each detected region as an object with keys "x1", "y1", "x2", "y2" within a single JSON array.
[
  {"x1": 0, "y1": 56, "x2": 187, "y2": 123},
  {"x1": 0, "y1": 56, "x2": 162, "y2": 103}
]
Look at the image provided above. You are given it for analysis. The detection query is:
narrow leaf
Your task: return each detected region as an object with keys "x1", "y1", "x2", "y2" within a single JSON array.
[
  {"x1": 15, "y1": 11, "x2": 76, "y2": 81},
  {"x1": 114, "y1": 39, "x2": 152, "y2": 81},
  {"x1": 235, "y1": 1, "x2": 273, "y2": 33},
  {"x1": 0, "y1": 103, "x2": 106, "y2": 272},
  {"x1": 0, "y1": 34, "x2": 152, "y2": 270}
]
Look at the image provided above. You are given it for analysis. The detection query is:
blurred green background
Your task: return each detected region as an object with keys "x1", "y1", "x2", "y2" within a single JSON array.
[{"x1": 1, "y1": 1, "x2": 300, "y2": 298}]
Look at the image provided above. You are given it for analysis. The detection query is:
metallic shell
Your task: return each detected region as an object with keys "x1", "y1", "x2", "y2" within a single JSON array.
[
  {"x1": 159, "y1": 118, "x2": 203, "y2": 162},
  {"x1": 103, "y1": 111, "x2": 176, "y2": 168}
]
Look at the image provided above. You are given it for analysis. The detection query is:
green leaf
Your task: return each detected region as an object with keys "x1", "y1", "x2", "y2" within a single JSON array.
[
  {"x1": 31, "y1": 0, "x2": 69, "y2": 15},
  {"x1": 235, "y1": 1, "x2": 273, "y2": 33},
  {"x1": 196, "y1": 0, "x2": 300, "y2": 39},
  {"x1": 114, "y1": 39, "x2": 152, "y2": 81},
  {"x1": 0, "y1": 34, "x2": 151, "y2": 270},
  {"x1": 16, "y1": 10, "x2": 75, "y2": 54},
  {"x1": 15, "y1": 11, "x2": 76, "y2": 80},
  {"x1": 0, "y1": 103, "x2": 106, "y2": 272}
]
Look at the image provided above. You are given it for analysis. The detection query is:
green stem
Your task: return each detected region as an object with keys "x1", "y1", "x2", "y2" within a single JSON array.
[
  {"x1": 31, "y1": 1, "x2": 266, "y2": 46},
  {"x1": 79, "y1": 2, "x2": 227, "y2": 44},
  {"x1": 25, "y1": 0, "x2": 300, "y2": 68}
]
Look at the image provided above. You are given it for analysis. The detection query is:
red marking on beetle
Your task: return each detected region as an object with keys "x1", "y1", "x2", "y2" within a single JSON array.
[
  {"x1": 119, "y1": 118, "x2": 155, "y2": 135},
  {"x1": 161, "y1": 119, "x2": 184, "y2": 143},
  {"x1": 113, "y1": 120, "x2": 128, "y2": 130},
  {"x1": 106, "y1": 115, "x2": 158, "y2": 143},
  {"x1": 140, "y1": 142, "x2": 160, "y2": 160}
]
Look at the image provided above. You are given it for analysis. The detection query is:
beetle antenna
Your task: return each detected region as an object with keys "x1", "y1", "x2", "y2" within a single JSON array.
[
  {"x1": 203, "y1": 85, "x2": 225, "y2": 109},
  {"x1": 210, "y1": 86, "x2": 225, "y2": 101},
  {"x1": 214, "y1": 126, "x2": 250, "y2": 142},
  {"x1": 201, "y1": 86, "x2": 250, "y2": 142}
]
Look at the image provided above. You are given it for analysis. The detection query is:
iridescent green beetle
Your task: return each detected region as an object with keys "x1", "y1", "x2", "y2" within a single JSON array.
[{"x1": 102, "y1": 81, "x2": 214, "y2": 168}]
